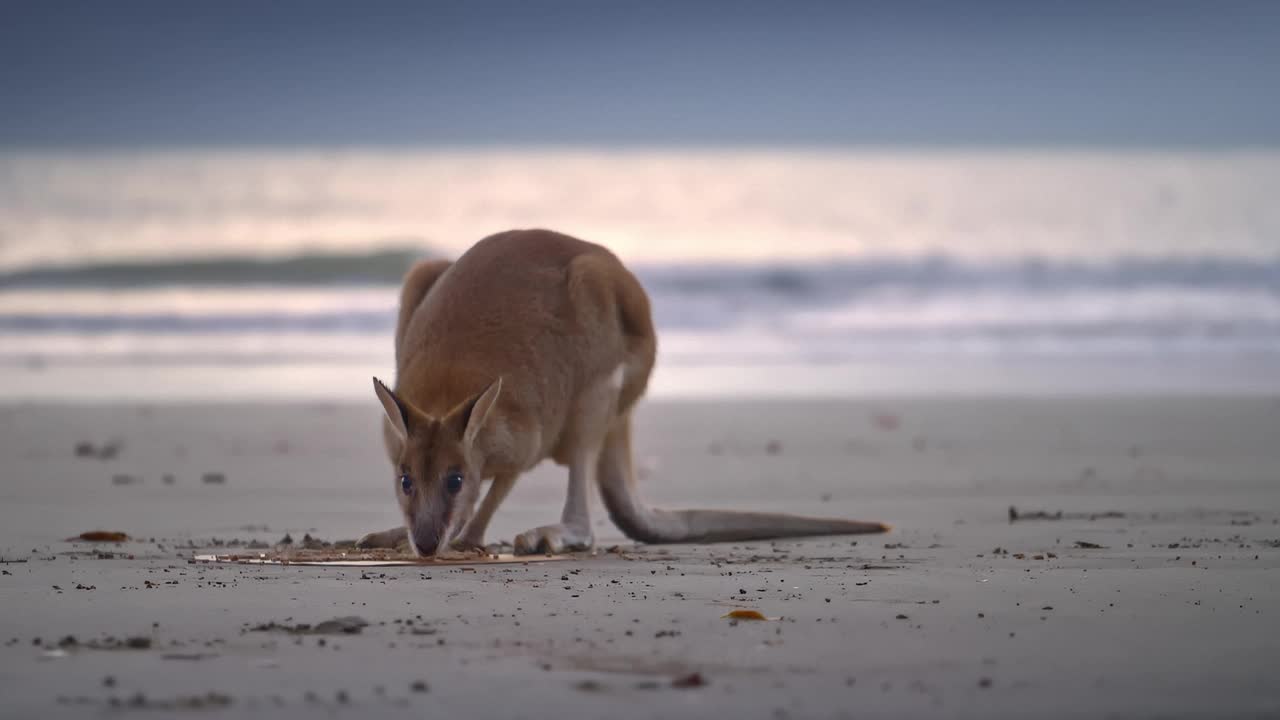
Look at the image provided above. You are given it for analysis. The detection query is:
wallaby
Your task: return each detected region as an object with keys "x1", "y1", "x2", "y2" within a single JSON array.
[{"x1": 359, "y1": 229, "x2": 888, "y2": 556}]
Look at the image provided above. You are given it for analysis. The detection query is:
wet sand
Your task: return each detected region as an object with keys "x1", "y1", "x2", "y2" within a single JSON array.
[{"x1": 2, "y1": 397, "x2": 1279, "y2": 719}]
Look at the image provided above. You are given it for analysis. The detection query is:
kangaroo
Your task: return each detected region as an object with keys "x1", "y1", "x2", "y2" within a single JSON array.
[{"x1": 358, "y1": 229, "x2": 888, "y2": 556}]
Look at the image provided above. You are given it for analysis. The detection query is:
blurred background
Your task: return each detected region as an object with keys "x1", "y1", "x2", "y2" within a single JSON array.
[{"x1": 2, "y1": 0, "x2": 1279, "y2": 401}]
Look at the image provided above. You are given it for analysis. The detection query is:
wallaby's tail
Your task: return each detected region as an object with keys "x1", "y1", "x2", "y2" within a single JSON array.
[{"x1": 596, "y1": 414, "x2": 889, "y2": 544}]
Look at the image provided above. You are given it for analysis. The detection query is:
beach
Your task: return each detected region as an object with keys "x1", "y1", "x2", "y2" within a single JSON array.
[
  {"x1": 6, "y1": 3, "x2": 1280, "y2": 717},
  {"x1": 2, "y1": 396, "x2": 1278, "y2": 719}
]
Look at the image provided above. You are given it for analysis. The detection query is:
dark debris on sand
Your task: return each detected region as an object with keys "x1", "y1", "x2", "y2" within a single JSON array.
[
  {"x1": 1009, "y1": 506, "x2": 1126, "y2": 523},
  {"x1": 246, "y1": 616, "x2": 368, "y2": 636}
]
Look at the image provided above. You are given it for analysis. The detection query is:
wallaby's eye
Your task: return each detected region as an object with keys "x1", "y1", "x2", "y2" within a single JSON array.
[
  {"x1": 400, "y1": 474, "x2": 413, "y2": 495},
  {"x1": 445, "y1": 471, "x2": 464, "y2": 494}
]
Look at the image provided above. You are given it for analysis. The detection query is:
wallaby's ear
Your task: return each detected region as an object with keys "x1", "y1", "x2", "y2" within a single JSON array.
[
  {"x1": 452, "y1": 377, "x2": 503, "y2": 448},
  {"x1": 373, "y1": 377, "x2": 410, "y2": 440}
]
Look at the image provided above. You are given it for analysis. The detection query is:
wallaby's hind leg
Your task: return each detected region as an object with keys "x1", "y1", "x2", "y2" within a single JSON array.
[
  {"x1": 512, "y1": 364, "x2": 621, "y2": 555},
  {"x1": 513, "y1": 446, "x2": 598, "y2": 555},
  {"x1": 356, "y1": 525, "x2": 408, "y2": 549}
]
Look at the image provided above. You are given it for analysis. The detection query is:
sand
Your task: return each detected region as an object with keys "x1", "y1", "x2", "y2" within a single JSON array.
[{"x1": 1, "y1": 397, "x2": 1279, "y2": 718}]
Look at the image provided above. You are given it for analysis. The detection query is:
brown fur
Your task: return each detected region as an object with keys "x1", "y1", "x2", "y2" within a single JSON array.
[{"x1": 365, "y1": 229, "x2": 887, "y2": 556}]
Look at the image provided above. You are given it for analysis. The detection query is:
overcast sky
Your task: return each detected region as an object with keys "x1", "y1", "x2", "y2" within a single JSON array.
[{"x1": 2, "y1": 0, "x2": 1278, "y2": 147}]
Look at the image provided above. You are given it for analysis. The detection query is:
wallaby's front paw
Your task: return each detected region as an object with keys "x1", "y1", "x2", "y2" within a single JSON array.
[
  {"x1": 512, "y1": 524, "x2": 593, "y2": 555},
  {"x1": 356, "y1": 526, "x2": 407, "y2": 550},
  {"x1": 450, "y1": 536, "x2": 485, "y2": 553}
]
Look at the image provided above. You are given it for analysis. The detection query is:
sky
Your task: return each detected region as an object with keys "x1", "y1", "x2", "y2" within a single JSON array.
[{"x1": 1, "y1": 0, "x2": 1279, "y2": 148}]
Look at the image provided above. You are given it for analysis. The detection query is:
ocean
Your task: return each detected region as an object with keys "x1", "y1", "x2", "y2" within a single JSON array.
[{"x1": 2, "y1": 148, "x2": 1278, "y2": 401}]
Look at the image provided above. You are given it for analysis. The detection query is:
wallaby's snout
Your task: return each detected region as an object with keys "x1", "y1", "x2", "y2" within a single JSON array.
[
  {"x1": 403, "y1": 482, "x2": 459, "y2": 557},
  {"x1": 407, "y1": 523, "x2": 443, "y2": 557}
]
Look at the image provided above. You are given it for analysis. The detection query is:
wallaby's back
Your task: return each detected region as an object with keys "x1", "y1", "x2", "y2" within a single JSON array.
[{"x1": 393, "y1": 229, "x2": 655, "y2": 469}]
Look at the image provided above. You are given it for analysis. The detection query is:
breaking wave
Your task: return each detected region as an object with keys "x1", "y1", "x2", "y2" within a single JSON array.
[{"x1": 2, "y1": 250, "x2": 1279, "y2": 366}]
